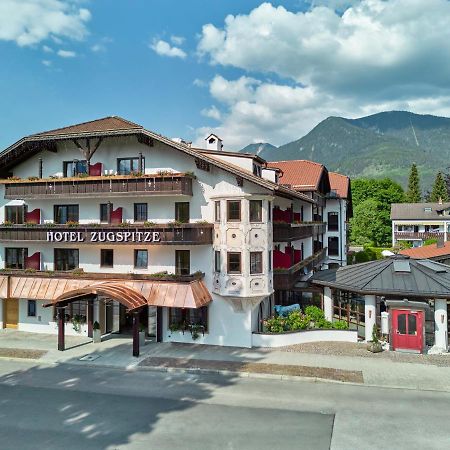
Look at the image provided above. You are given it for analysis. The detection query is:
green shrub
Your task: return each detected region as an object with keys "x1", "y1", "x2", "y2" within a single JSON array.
[
  {"x1": 263, "y1": 316, "x2": 286, "y2": 333},
  {"x1": 332, "y1": 320, "x2": 349, "y2": 330},
  {"x1": 284, "y1": 311, "x2": 309, "y2": 331},
  {"x1": 423, "y1": 238, "x2": 438, "y2": 246},
  {"x1": 304, "y1": 305, "x2": 325, "y2": 323}
]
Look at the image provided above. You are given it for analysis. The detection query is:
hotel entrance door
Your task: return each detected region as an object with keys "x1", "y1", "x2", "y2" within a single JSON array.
[{"x1": 392, "y1": 309, "x2": 423, "y2": 352}]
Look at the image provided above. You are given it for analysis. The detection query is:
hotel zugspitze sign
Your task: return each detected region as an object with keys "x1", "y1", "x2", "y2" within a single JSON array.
[{"x1": 47, "y1": 231, "x2": 162, "y2": 243}]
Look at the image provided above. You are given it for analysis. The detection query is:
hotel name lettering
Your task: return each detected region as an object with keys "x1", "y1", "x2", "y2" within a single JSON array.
[{"x1": 46, "y1": 231, "x2": 162, "y2": 243}]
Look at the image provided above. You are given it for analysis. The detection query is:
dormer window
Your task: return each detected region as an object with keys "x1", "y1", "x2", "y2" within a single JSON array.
[
  {"x1": 253, "y1": 163, "x2": 262, "y2": 177},
  {"x1": 208, "y1": 137, "x2": 216, "y2": 145}
]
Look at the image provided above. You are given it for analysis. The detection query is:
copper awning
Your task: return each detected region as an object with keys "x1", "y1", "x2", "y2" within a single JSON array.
[{"x1": 0, "y1": 276, "x2": 212, "y2": 310}]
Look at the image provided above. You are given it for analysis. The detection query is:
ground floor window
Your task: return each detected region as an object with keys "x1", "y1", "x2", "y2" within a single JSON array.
[
  {"x1": 5, "y1": 247, "x2": 27, "y2": 269},
  {"x1": 27, "y1": 300, "x2": 36, "y2": 317},
  {"x1": 100, "y1": 249, "x2": 114, "y2": 268},
  {"x1": 168, "y1": 306, "x2": 208, "y2": 332},
  {"x1": 134, "y1": 249, "x2": 148, "y2": 268},
  {"x1": 54, "y1": 249, "x2": 79, "y2": 271}
]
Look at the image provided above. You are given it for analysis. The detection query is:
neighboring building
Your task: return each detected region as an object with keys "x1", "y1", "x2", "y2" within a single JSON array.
[
  {"x1": 400, "y1": 241, "x2": 450, "y2": 265},
  {"x1": 391, "y1": 202, "x2": 450, "y2": 247},
  {"x1": 0, "y1": 116, "x2": 328, "y2": 349}
]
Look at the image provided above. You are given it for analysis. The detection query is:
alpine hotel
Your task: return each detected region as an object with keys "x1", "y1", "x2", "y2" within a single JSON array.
[{"x1": 0, "y1": 117, "x2": 350, "y2": 351}]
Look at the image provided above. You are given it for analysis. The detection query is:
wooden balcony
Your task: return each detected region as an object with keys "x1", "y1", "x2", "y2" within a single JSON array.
[
  {"x1": 0, "y1": 223, "x2": 213, "y2": 245},
  {"x1": 2, "y1": 174, "x2": 193, "y2": 199},
  {"x1": 394, "y1": 231, "x2": 444, "y2": 240},
  {"x1": 273, "y1": 222, "x2": 314, "y2": 242},
  {"x1": 273, "y1": 248, "x2": 327, "y2": 290}
]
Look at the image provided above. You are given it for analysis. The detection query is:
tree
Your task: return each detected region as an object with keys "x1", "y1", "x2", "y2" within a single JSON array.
[
  {"x1": 350, "y1": 178, "x2": 405, "y2": 246},
  {"x1": 406, "y1": 163, "x2": 421, "y2": 202},
  {"x1": 429, "y1": 171, "x2": 449, "y2": 202},
  {"x1": 350, "y1": 199, "x2": 392, "y2": 247}
]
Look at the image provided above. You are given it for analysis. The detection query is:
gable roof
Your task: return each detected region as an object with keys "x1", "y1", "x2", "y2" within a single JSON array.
[
  {"x1": 311, "y1": 254, "x2": 450, "y2": 298},
  {"x1": 0, "y1": 117, "x2": 313, "y2": 204},
  {"x1": 31, "y1": 116, "x2": 142, "y2": 137},
  {"x1": 329, "y1": 172, "x2": 350, "y2": 198},
  {"x1": 400, "y1": 242, "x2": 450, "y2": 259},
  {"x1": 391, "y1": 202, "x2": 450, "y2": 220}
]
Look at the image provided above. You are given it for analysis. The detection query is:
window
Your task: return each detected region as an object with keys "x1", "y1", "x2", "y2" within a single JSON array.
[
  {"x1": 250, "y1": 251, "x2": 263, "y2": 274},
  {"x1": 168, "y1": 306, "x2": 208, "y2": 331},
  {"x1": 5, "y1": 248, "x2": 27, "y2": 269},
  {"x1": 134, "y1": 203, "x2": 148, "y2": 222},
  {"x1": 227, "y1": 252, "x2": 241, "y2": 274},
  {"x1": 54, "y1": 205, "x2": 79, "y2": 224},
  {"x1": 214, "y1": 251, "x2": 221, "y2": 272},
  {"x1": 117, "y1": 157, "x2": 143, "y2": 175},
  {"x1": 253, "y1": 163, "x2": 262, "y2": 177},
  {"x1": 268, "y1": 202, "x2": 272, "y2": 222},
  {"x1": 63, "y1": 160, "x2": 87, "y2": 177},
  {"x1": 175, "y1": 202, "x2": 190, "y2": 223},
  {"x1": 227, "y1": 200, "x2": 241, "y2": 221},
  {"x1": 175, "y1": 250, "x2": 190, "y2": 275},
  {"x1": 268, "y1": 250, "x2": 272, "y2": 271},
  {"x1": 100, "y1": 249, "x2": 114, "y2": 268},
  {"x1": 249, "y1": 200, "x2": 263, "y2": 222},
  {"x1": 27, "y1": 300, "x2": 36, "y2": 317},
  {"x1": 328, "y1": 237, "x2": 339, "y2": 256},
  {"x1": 134, "y1": 250, "x2": 148, "y2": 269},
  {"x1": 100, "y1": 204, "x2": 111, "y2": 223},
  {"x1": 54, "y1": 249, "x2": 79, "y2": 271},
  {"x1": 5, "y1": 205, "x2": 25, "y2": 224},
  {"x1": 214, "y1": 201, "x2": 221, "y2": 222},
  {"x1": 328, "y1": 212, "x2": 339, "y2": 232}
]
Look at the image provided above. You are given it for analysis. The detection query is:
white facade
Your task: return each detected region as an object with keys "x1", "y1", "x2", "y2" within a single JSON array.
[
  {"x1": 324, "y1": 196, "x2": 349, "y2": 267},
  {"x1": 0, "y1": 122, "x2": 319, "y2": 348}
]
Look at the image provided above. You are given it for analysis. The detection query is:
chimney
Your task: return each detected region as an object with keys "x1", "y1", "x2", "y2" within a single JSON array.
[{"x1": 205, "y1": 134, "x2": 223, "y2": 151}]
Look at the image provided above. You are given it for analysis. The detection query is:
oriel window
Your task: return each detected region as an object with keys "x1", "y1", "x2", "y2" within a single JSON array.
[
  {"x1": 250, "y1": 251, "x2": 263, "y2": 274},
  {"x1": 227, "y1": 252, "x2": 241, "y2": 274},
  {"x1": 214, "y1": 251, "x2": 221, "y2": 273},
  {"x1": 227, "y1": 200, "x2": 241, "y2": 221},
  {"x1": 214, "y1": 201, "x2": 221, "y2": 222},
  {"x1": 249, "y1": 200, "x2": 263, "y2": 222}
]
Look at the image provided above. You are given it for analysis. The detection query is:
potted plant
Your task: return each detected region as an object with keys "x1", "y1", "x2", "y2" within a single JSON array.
[
  {"x1": 367, "y1": 324, "x2": 383, "y2": 353},
  {"x1": 92, "y1": 321, "x2": 101, "y2": 343},
  {"x1": 139, "y1": 324, "x2": 146, "y2": 346}
]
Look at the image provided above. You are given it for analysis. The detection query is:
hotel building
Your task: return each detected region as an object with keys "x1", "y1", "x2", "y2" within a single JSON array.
[{"x1": 0, "y1": 117, "x2": 349, "y2": 350}]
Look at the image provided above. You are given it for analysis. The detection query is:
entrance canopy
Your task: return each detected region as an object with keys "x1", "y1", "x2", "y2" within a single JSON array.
[
  {"x1": 0, "y1": 276, "x2": 212, "y2": 310},
  {"x1": 311, "y1": 255, "x2": 450, "y2": 299}
]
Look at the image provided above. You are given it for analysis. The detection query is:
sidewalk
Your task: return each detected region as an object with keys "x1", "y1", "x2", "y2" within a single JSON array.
[{"x1": 2, "y1": 329, "x2": 450, "y2": 392}]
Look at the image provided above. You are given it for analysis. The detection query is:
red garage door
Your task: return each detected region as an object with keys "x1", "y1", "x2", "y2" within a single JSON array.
[{"x1": 392, "y1": 309, "x2": 423, "y2": 353}]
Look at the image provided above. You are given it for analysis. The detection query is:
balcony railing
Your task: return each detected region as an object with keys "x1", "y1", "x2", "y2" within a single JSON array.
[
  {"x1": 2, "y1": 174, "x2": 193, "y2": 199},
  {"x1": 273, "y1": 248, "x2": 327, "y2": 290},
  {"x1": 0, "y1": 223, "x2": 213, "y2": 245},
  {"x1": 273, "y1": 222, "x2": 314, "y2": 242},
  {"x1": 394, "y1": 231, "x2": 444, "y2": 240}
]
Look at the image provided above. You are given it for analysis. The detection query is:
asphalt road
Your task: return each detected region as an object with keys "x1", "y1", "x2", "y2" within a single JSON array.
[{"x1": 0, "y1": 360, "x2": 449, "y2": 450}]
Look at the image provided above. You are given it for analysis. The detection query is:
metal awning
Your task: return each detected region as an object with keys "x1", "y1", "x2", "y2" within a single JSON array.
[{"x1": 0, "y1": 276, "x2": 212, "y2": 310}]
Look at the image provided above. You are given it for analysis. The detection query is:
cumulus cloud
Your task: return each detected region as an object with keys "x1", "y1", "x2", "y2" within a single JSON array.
[
  {"x1": 42, "y1": 59, "x2": 52, "y2": 67},
  {"x1": 170, "y1": 35, "x2": 185, "y2": 46},
  {"x1": 0, "y1": 0, "x2": 91, "y2": 47},
  {"x1": 151, "y1": 39, "x2": 186, "y2": 59},
  {"x1": 194, "y1": 0, "x2": 450, "y2": 148},
  {"x1": 57, "y1": 49, "x2": 76, "y2": 58},
  {"x1": 201, "y1": 105, "x2": 222, "y2": 121}
]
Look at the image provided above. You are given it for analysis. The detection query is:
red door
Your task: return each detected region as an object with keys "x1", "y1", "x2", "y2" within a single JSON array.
[{"x1": 392, "y1": 309, "x2": 423, "y2": 352}]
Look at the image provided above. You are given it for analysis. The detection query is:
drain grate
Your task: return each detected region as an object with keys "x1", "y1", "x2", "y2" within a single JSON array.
[{"x1": 79, "y1": 354, "x2": 101, "y2": 361}]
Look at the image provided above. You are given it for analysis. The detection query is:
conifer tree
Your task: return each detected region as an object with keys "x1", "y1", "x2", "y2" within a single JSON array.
[
  {"x1": 430, "y1": 171, "x2": 449, "y2": 202},
  {"x1": 406, "y1": 163, "x2": 421, "y2": 202}
]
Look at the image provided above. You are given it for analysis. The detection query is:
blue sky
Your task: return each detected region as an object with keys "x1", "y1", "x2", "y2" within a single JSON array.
[{"x1": 2, "y1": 0, "x2": 450, "y2": 150}]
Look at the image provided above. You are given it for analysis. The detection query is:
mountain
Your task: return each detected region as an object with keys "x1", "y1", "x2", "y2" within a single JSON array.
[
  {"x1": 241, "y1": 142, "x2": 277, "y2": 155},
  {"x1": 240, "y1": 111, "x2": 450, "y2": 189}
]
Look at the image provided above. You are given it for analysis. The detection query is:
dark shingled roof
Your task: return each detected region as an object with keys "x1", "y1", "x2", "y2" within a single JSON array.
[
  {"x1": 311, "y1": 255, "x2": 450, "y2": 298},
  {"x1": 391, "y1": 202, "x2": 450, "y2": 220}
]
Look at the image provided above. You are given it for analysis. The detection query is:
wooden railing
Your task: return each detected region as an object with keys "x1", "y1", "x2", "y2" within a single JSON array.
[
  {"x1": 0, "y1": 223, "x2": 213, "y2": 245},
  {"x1": 273, "y1": 248, "x2": 327, "y2": 290},
  {"x1": 273, "y1": 222, "x2": 314, "y2": 242},
  {"x1": 2, "y1": 174, "x2": 193, "y2": 199}
]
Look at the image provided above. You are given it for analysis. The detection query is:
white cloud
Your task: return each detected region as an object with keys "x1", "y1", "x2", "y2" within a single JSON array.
[
  {"x1": 193, "y1": 78, "x2": 207, "y2": 88},
  {"x1": 91, "y1": 36, "x2": 113, "y2": 53},
  {"x1": 42, "y1": 45, "x2": 53, "y2": 53},
  {"x1": 0, "y1": 0, "x2": 91, "y2": 47},
  {"x1": 42, "y1": 59, "x2": 52, "y2": 66},
  {"x1": 201, "y1": 105, "x2": 222, "y2": 121},
  {"x1": 170, "y1": 35, "x2": 185, "y2": 46},
  {"x1": 151, "y1": 39, "x2": 186, "y2": 59},
  {"x1": 57, "y1": 49, "x2": 76, "y2": 58},
  {"x1": 194, "y1": 1, "x2": 450, "y2": 148}
]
